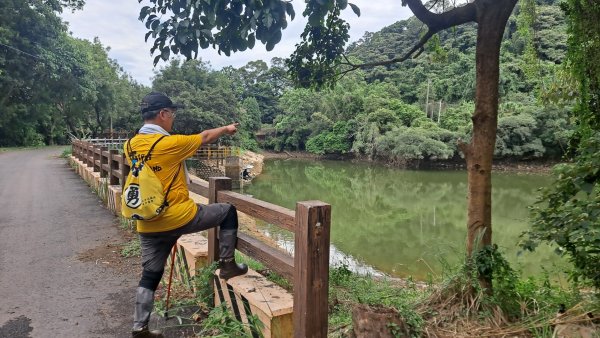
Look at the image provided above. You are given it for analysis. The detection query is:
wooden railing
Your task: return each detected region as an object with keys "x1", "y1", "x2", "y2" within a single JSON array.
[
  {"x1": 84, "y1": 139, "x2": 238, "y2": 161},
  {"x1": 195, "y1": 144, "x2": 241, "y2": 160},
  {"x1": 71, "y1": 139, "x2": 331, "y2": 337},
  {"x1": 72, "y1": 140, "x2": 129, "y2": 186}
]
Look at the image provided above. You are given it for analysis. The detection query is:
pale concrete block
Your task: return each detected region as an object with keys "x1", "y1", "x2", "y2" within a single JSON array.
[
  {"x1": 73, "y1": 158, "x2": 84, "y2": 176},
  {"x1": 174, "y1": 233, "x2": 209, "y2": 290},
  {"x1": 214, "y1": 268, "x2": 293, "y2": 338},
  {"x1": 97, "y1": 178, "x2": 108, "y2": 202},
  {"x1": 107, "y1": 185, "x2": 122, "y2": 215},
  {"x1": 84, "y1": 166, "x2": 94, "y2": 185},
  {"x1": 77, "y1": 161, "x2": 84, "y2": 177},
  {"x1": 68, "y1": 156, "x2": 77, "y2": 169},
  {"x1": 92, "y1": 172, "x2": 101, "y2": 189},
  {"x1": 81, "y1": 166, "x2": 88, "y2": 182}
]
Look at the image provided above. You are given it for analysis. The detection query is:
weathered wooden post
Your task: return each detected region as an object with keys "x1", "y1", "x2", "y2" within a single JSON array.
[
  {"x1": 93, "y1": 145, "x2": 101, "y2": 173},
  {"x1": 100, "y1": 146, "x2": 109, "y2": 178},
  {"x1": 293, "y1": 201, "x2": 331, "y2": 338},
  {"x1": 120, "y1": 153, "x2": 129, "y2": 188},
  {"x1": 86, "y1": 142, "x2": 93, "y2": 167},
  {"x1": 207, "y1": 177, "x2": 232, "y2": 264},
  {"x1": 108, "y1": 149, "x2": 119, "y2": 185},
  {"x1": 71, "y1": 141, "x2": 77, "y2": 160},
  {"x1": 76, "y1": 141, "x2": 81, "y2": 160}
]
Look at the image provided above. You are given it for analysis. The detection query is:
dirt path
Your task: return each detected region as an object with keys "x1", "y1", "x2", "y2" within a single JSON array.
[{"x1": 0, "y1": 147, "x2": 137, "y2": 338}]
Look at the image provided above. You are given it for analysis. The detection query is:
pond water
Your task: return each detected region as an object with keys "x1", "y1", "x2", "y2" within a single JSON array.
[{"x1": 242, "y1": 158, "x2": 567, "y2": 280}]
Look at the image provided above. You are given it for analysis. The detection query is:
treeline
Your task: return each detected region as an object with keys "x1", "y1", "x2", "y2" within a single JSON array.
[
  {"x1": 0, "y1": 0, "x2": 147, "y2": 146},
  {"x1": 1, "y1": 0, "x2": 572, "y2": 166},
  {"x1": 258, "y1": 0, "x2": 571, "y2": 163}
]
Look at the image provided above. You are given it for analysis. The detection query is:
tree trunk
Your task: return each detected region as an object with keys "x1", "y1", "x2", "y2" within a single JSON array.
[{"x1": 461, "y1": 0, "x2": 517, "y2": 291}]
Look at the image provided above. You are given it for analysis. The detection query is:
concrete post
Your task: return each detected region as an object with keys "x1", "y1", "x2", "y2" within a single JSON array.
[{"x1": 224, "y1": 156, "x2": 241, "y2": 189}]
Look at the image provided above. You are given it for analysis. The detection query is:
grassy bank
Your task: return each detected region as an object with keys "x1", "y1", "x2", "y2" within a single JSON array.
[{"x1": 154, "y1": 248, "x2": 598, "y2": 337}]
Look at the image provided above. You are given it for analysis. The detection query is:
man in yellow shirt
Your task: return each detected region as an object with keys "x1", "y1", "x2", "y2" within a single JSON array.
[{"x1": 126, "y1": 92, "x2": 248, "y2": 337}]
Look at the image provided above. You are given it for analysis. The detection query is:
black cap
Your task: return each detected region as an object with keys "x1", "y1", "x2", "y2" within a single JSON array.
[{"x1": 140, "y1": 92, "x2": 185, "y2": 114}]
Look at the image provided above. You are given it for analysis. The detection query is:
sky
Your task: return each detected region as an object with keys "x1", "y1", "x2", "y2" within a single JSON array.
[{"x1": 60, "y1": 1, "x2": 413, "y2": 86}]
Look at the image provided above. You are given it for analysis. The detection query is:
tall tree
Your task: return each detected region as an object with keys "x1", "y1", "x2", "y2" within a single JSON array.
[
  {"x1": 222, "y1": 58, "x2": 290, "y2": 123},
  {"x1": 0, "y1": 0, "x2": 81, "y2": 145},
  {"x1": 138, "y1": 0, "x2": 520, "y2": 289},
  {"x1": 152, "y1": 59, "x2": 240, "y2": 135}
]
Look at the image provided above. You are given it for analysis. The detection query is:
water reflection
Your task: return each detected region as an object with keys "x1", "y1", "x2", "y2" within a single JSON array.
[{"x1": 244, "y1": 159, "x2": 567, "y2": 280}]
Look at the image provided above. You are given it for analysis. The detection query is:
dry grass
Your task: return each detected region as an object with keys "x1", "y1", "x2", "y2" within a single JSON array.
[{"x1": 414, "y1": 277, "x2": 599, "y2": 338}]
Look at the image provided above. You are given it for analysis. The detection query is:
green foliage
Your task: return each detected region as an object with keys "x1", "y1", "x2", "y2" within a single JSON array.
[
  {"x1": 473, "y1": 244, "x2": 581, "y2": 320},
  {"x1": 525, "y1": 135, "x2": 600, "y2": 288},
  {"x1": 0, "y1": 0, "x2": 146, "y2": 146},
  {"x1": 286, "y1": 1, "x2": 355, "y2": 88},
  {"x1": 198, "y1": 304, "x2": 264, "y2": 338},
  {"x1": 525, "y1": 0, "x2": 600, "y2": 290},
  {"x1": 138, "y1": 0, "x2": 295, "y2": 62},
  {"x1": 119, "y1": 216, "x2": 136, "y2": 232},
  {"x1": 560, "y1": 0, "x2": 600, "y2": 132},
  {"x1": 121, "y1": 237, "x2": 141, "y2": 258},
  {"x1": 374, "y1": 126, "x2": 456, "y2": 162},
  {"x1": 193, "y1": 262, "x2": 218, "y2": 306},
  {"x1": 1, "y1": 0, "x2": 574, "y2": 167},
  {"x1": 138, "y1": 0, "x2": 360, "y2": 88},
  {"x1": 268, "y1": 88, "x2": 321, "y2": 150},
  {"x1": 239, "y1": 96, "x2": 262, "y2": 148},
  {"x1": 224, "y1": 58, "x2": 292, "y2": 124},
  {"x1": 152, "y1": 59, "x2": 239, "y2": 136},
  {"x1": 495, "y1": 114, "x2": 545, "y2": 158},
  {"x1": 305, "y1": 121, "x2": 352, "y2": 155},
  {"x1": 328, "y1": 263, "x2": 425, "y2": 335},
  {"x1": 439, "y1": 101, "x2": 473, "y2": 135},
  {"x1": 516, "y1": 0, "x2": 541, "y2": 80}
]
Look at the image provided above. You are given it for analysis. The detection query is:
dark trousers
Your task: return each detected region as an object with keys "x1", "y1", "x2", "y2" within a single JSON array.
[{"x1": 137, "y1": 203, "x2": 236, "y2": 291}]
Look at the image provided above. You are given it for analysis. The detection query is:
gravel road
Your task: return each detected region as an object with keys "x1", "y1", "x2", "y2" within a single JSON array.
[{"x1": 0, "y1": 147, "x2": 137, "y2": 338}]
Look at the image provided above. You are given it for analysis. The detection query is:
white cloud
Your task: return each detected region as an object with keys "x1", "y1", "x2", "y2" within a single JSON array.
[{"x1": 61, "y1": 0, "x2": 413, "y2": 86}]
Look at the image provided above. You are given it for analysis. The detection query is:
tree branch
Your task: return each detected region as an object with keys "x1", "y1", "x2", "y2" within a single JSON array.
[
  {"x1": 338, "y1": 0, "x2": 478, "y2": 73},
  {"x1": 404, "y1": 0, "x2": 478, "y2": 28}
]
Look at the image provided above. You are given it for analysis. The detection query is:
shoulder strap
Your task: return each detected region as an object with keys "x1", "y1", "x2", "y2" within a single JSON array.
[
  {"x1": 126, "y1": 137, "x2": 134, "y2": 160},
  {"x1": 142, "y1": 135, "x2": 167, "y2": 163},
  {"x1": 161, "y1": 163, "x2": 182, "y2": 207}
]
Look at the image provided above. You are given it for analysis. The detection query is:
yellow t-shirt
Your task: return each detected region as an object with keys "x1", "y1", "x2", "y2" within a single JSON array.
[{"x1": 124, "y1": 133, "x2": 203, "y2": 233}]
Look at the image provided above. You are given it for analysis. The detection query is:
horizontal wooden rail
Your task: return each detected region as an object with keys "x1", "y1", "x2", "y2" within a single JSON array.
[
  {"x1": 188, "y1": 176, "x2": 209, "y2": 197},
  {"x1": 217, "y1": 190, "x2": 296, "y2": 232},
  {"x1": 237, "y1": 232, "x2": 294, "y2": 281},
  {"x1": 72, "y1": 139, "x2": 129, "y2": 188}
]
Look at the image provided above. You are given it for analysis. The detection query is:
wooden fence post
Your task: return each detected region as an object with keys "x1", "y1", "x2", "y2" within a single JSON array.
[
  {"x1": 93, "y1": 145, "x2": 100, "y2": 173},
  {"x1": 76, "y1": 141, "x2": 81, "y2": 160},
  {"x1": 207, "y1": 177, "x2": 232, "y2": 264},
  {"x1": 293, "y1": 201, "x2": 331, "y2": 338},
  {"x1": 120, "y1": 153, "x2": 129, "y2": 188},
  {"x1": 78, "y1": 141, "x2": 83, "y2": 162},
  {"x1": 87, "y1": 142, "x2": 93, "y2": 167},
  {"x1": 72, "y1": 141, "x2": 78, "y2": 160},
  {"x1": 108, "y1": 149, "x2": 119, "y2": 185},
  {"x1": 100, "y1": 146, "x2": 108, "y2": 178}
]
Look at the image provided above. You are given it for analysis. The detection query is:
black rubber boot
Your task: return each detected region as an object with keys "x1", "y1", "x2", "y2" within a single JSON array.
[
  {"x1": 219, "y1": 258, "x2": 249, "y2": 280},
  {"x1": 132, "y1": 287, "x2": 163, "y2": 337},
  {"x1": 132, "y1": 326, "x2": 164, "y2": 338},
  {"x1": 218, "y1": 228, "x2": 248, "y2": 280}
]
